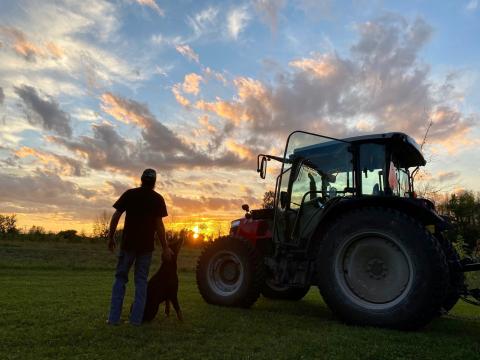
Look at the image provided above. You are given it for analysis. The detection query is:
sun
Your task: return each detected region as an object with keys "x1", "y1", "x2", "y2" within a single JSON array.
[{"x1": 193, "y1": 225, "x2": 200, "y2": 239}]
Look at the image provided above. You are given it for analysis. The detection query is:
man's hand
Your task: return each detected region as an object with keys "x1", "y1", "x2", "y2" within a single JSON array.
[
  {"x1": 108, "y1": 237, "x2": 116, "y2": 253},
  {"x1": 162, "y1": 247, "x2": 174, "y2": 261},
  {"x1": 107, "y1": 210, "x2": 122, "y2": 253}
]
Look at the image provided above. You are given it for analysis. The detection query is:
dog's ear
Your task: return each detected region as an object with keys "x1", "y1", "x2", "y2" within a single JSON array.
[{"x1": 173, "y1": 238, "x2": 184, "y2": 254}]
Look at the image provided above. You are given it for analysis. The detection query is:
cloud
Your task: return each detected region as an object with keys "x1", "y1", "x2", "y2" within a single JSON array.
[
  {"x1": 466, "y1": 0, "x2": 478, "y2": 11},
  {"x1": 0, "y1": 26, "x2": 44, "y2": 62},
  {"x1": 227, "y1": 6, "x2": 251, "y2": 40},
  {"x1": 0, "y1": 26, "x2": 65, "y2": 62},
  {"x1": 198, "y1": 115, "x2": 217, "y2": 134},
  {"x1": 169, "y1": 194, "x2": 252, "y2": 213},
  {"x1": 100, "y1": 92, "x2": 193, "y2": 155},
  {"x1": 106, "y1": 180, "x2": 130, "y2": 196},
  {"x1": 49, "y1": 123, "x2": 137, "y2": 172},
  {"x1": 289, "y1": 55, "x2": 338, "y2": 78},
  {"x1": 172, "y1": 84, "x2": 191, "y2": 107},
  {"x1": 0, "y1": 2, "x2": 145, "y2": 100},
  {"x1": 45, "y1": 41, "x2": 64, "y2": 59},
  {"x1": 14, "y1": 85, "x2": 72, "y2": 137},
  {"x1": 175, "y1": 44, "x2": 200, "y2": 63},
  {"x1": 101, "y1": 92, "x2": 153, "y2": 127},
  {"x1": 14, "y1": 146, "x2": 87, "y2": 176},
  {"x1": 203, "y1": 67, "x2": 228, "y2": 85},
  {"x1": 436, "y1": 171, "x2": 460, "y2": 183},
  {"x1": 295, "y1": 0, "x2": 333, "y2": 19},
  {"x1": 135, "y1": 0, "x2": 165, "y2": 16},
  {"x1": 182, "y1": 73, "x2": 203, "y2": 95},
  {"x1": 194, "y1": 15, "x2": 475, "y2": 152},
  {"x1": 224, "y1": 139, "x2": 256, "y2": 160},
  {"x1": 0, "y1": 170, "x2": 110, "y2": 219},
  {"x1": 52, "y1": 93, "x2": 256, "y2": 173},
  {"x1": 0, "y1": 87, "x2": 4, "y2": 105},
  {"x1": 187, "y1": 6, "x2": 219, "y2": 38},
  {"x1": 253, "y1": 0, "x2": 286, "y2": 33}
]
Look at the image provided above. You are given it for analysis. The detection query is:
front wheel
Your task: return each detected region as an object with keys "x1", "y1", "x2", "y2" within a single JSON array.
[
  {"x1": 196, "y1": 236, "x2": 264, "y2": 308},
  {"x1": 317, "y1": 208, "x2": 448, "y2": 330}
]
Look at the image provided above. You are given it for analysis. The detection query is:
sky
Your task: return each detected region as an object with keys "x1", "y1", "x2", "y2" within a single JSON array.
[{"x1": 0, "y1": 0, "x2": 479, "y2": 235}]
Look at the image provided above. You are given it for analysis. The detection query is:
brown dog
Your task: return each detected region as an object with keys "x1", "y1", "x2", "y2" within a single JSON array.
[{"x1": 142, "y1": 238, "x2": 183, "y2": 322}]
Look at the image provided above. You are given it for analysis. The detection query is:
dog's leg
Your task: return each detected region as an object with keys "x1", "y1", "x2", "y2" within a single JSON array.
[
  {"x1": 164, "y1": 300, "x2": 170, "y2": 317},
  {"x1": 171, "y1": 296, "x2": 183, "y2": 322}
]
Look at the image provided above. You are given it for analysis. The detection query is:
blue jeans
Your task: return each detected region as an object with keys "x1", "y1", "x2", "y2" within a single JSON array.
[{"x1": 108, "y1": 250, "x2": 152, "y2": 325}]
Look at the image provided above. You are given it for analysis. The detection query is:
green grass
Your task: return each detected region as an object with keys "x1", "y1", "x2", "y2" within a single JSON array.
[{"x1": 1, "y1": 240, "x2": 479, "y2": 359}]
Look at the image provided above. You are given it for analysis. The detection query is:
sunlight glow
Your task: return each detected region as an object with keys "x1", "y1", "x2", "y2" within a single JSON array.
[{"x1": 193, "y1": 225, "x2": 200, "y2": 240}]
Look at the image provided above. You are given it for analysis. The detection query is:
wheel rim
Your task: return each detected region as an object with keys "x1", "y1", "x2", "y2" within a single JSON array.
[
  {"x1": 335, "y1": 233, "x2": 414, "y2": 309},
  {"x1": 207, "y1": 250, "x2": 244, "y2": 296}
]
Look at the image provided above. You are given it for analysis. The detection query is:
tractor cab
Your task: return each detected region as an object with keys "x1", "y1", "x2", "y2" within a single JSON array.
[{"x1": 257, "y1": 131, "x2": 427, "y2": 250}]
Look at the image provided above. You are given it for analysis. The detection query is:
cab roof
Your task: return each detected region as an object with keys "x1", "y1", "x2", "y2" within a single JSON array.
[{"x1": 292, "y1": 132, "x2": 426, "y2": 168}]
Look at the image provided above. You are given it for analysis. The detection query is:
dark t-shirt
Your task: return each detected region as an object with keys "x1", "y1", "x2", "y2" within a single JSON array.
[{"x1": 113, "y1": 187, "x2": 168, "y2": 253}]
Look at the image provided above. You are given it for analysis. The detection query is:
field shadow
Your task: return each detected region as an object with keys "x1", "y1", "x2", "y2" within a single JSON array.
[
  {"x1": 253, "y1": 297, "x2": 334, "y2": 320},
  {"x1": 427, "y1": 315, "x2": 480, "y2": 338},
  {"x1": 250, "y1": 296, "x2": 480, "y2": 339}
]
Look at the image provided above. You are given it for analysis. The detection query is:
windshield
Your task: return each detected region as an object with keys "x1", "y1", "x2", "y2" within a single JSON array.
[
  {"x1": 273, "y1": 131, "x2": 354, "y2": 245},
  {"x1": 278, "y1": 131, "x2": 353, "y2": 209}
]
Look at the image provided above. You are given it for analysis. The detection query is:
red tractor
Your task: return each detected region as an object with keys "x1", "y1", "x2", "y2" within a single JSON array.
[{"x1": 196, "y1": 131, "x2": 480, "y2": 330}]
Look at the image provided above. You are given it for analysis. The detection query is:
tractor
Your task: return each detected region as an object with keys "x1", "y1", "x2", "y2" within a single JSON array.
[{"x1": 196, "y1": 131, "x2": 480, "y2": 330}]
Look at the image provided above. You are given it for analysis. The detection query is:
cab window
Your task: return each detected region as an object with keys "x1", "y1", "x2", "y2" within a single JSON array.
[
  {"x1": 359, "y1": 144, "x2": 386, "y2": 195},
  {"x1": 290, "y1": 165, "x2": 321, "y2": 208},
  {"x1": 389, "y1": 161, "x2": 410, "y2": 197}
]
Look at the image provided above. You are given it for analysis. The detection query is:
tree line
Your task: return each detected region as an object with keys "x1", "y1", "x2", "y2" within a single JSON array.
[
  {"x1": 437, "y1": 191, "x2": 480, "y2": 256},
  {"x1": 1, "y1": 190, "x2": 479, "y2": 254},
  {"x1": 0, "y1": 213, "x2": 212, "y2": 247}
]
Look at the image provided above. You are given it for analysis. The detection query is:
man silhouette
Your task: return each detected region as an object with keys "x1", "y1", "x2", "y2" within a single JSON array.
[{"x1": 106, "y1": 168, "x2": 173, "y2": 325}]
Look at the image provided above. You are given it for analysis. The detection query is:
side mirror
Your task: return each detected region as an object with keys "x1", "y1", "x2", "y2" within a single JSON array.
[
  {"x1": 257, "y1": 155, "x2": 269, "y2": 179},
  {"x1": 280, "y1": 191, "x2": 288, "y2": 209},
  {"x1": 241, "y1": 204, "x2": 250, "y2": 212}
]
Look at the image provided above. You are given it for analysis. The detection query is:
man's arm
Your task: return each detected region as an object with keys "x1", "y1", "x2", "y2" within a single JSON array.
[
  {"x1": 107, "y1": 210, "x2": 123, "y2": 252},
  {"x1": 155, "y1": 217, "x2": 173, "y2": 260}
]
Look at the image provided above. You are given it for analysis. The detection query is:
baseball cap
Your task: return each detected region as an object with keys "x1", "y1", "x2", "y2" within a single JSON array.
[{"x1": 141, "y1": 168, "x2": 156, "y2": 183}]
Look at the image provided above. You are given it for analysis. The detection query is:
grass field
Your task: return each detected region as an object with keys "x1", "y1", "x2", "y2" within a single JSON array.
[{"x1": 1, "y1": 240, "x2": 479, "y2": 360}]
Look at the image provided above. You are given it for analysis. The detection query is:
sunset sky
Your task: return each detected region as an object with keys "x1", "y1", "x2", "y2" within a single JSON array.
[{"x1": 0, "y1": 0, "x2": 479, "y2": 235}]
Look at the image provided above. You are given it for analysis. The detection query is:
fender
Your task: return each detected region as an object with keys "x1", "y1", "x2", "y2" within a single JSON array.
[{"x1": 309, "y1": 196, "x2": 450, "y2": 249}]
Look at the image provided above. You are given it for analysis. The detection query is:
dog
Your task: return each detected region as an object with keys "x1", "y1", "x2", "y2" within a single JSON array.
[{"x1": 142, "y1": 238, "x2": 183, "y2": 322}]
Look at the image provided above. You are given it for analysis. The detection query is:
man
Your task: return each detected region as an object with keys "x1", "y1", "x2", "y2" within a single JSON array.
[{"x1": 106, "y1": 168, "x2": 173, "y2": 325}]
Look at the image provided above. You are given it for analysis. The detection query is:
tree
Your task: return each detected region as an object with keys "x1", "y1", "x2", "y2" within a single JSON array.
[
  {"x1": 262, "y1": 191, "x2": 275, "y2": 209},
  {"x1": 0, "y1": 214, "x2": 19, "y2": 236},
  {"x1": 57, "y1": 229, "x2": 78, "y2": 241},
  {"x1": 438, "y1": 191, "x2": 480, "y2": 253},
  {"x1": 93, "y1": 210, "x2": 110, "y2": 239},
  {"x1": 28, "y1": 225, "x2": 45, "y2": 235}
]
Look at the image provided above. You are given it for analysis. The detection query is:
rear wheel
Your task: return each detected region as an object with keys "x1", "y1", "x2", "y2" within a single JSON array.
[
  {"x1": 317, "y1": 207, "x2": 448, "y2": 330},
  {"x1": 196, "y1": 236, "x2": 263, "y2": 308}
]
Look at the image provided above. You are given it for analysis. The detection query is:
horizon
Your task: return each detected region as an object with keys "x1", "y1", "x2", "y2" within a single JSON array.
[{"x1": 1, "y1": 0, "x2": 480, "y2": 237}]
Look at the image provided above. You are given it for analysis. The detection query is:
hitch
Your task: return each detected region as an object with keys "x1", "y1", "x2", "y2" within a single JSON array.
[
  {"x1": 460, "y1": 259, "x2": 480, "y2": 272},
  {"x1": 462, "y1": 263, "x2": 480, "y2": 272},
  {"x1": 462, "y1": 288, "x2": 480, "y2": 306}
]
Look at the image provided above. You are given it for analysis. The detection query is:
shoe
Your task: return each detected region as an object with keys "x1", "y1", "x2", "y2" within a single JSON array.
[
  {"x1": 126, "y1": 320, "x2": 142, "y2": 326},
  {"x1": 106, "y1": 319, "x2": 120, "y2": 326}
]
